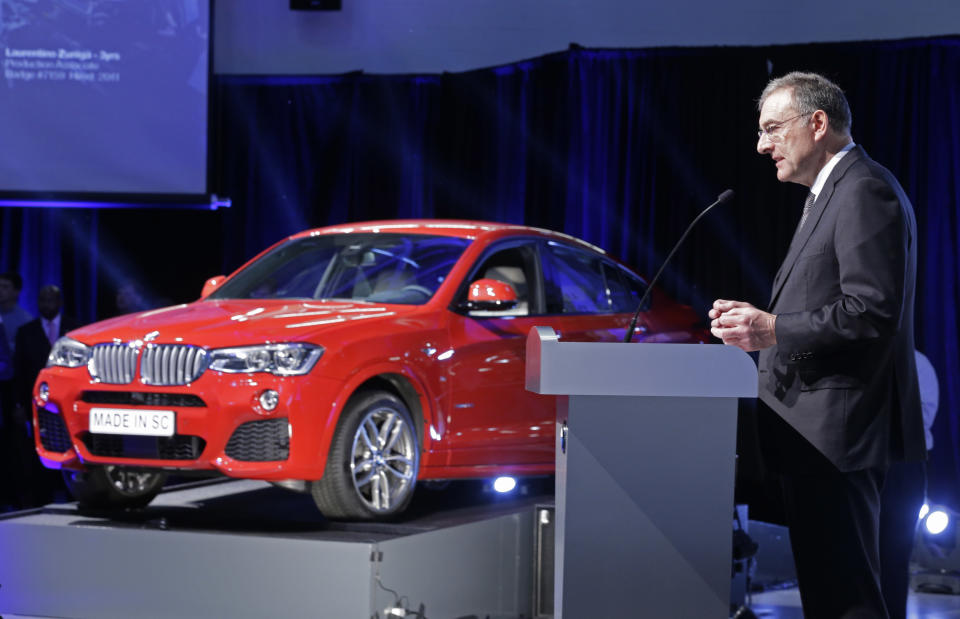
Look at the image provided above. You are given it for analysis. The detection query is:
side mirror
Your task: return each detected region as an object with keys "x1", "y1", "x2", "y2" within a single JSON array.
[
  {"x1": 201, "y1": 275, "x2": 226, "y2": 299},
  {"x1": 460, "y1": 278, "x2": 518, "y2": 312}
]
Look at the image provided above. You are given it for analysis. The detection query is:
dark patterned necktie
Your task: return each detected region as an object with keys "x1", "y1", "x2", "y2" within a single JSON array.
[{"x1": 797, "y1": 191, "x2": 816, "y2": 231}]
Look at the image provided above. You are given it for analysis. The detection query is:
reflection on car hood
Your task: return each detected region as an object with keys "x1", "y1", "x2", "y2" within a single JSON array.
[{"x1": 68, "y1": 299, "x2": 419, "y2": 346}]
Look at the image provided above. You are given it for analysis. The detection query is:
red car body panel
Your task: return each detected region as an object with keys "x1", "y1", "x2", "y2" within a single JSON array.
[{"x1": 33, "y1": 220, "x2": 709, "y2": 483}]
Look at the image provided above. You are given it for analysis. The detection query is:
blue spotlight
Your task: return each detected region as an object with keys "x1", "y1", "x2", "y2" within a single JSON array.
[
  {"x1": 919, "y1": 503, "x2": 930, "y2": 521},
  {"x1": 926, "y1": 510, "x2": 951, "y2": 536},
  {"x1": 493, "y1": 476, "x2": 517, "y2": 493},
  {"x1": 914, "y1": 505, "x2": 960, "y2": 593}
]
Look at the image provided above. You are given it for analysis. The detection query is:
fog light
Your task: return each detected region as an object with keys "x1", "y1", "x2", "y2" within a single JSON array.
[
  {"x1": 493, "y1": 476, "x2": 517, "y2": 493},
  {"x1": 259, "y1": 389, "x2": 279, "y2": 411},
  {"x1": 38, "y1": 382, "x2": 50, "y2": 403}
]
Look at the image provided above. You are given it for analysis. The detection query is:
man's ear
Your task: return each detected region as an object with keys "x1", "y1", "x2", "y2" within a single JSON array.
[{"x1": 810, "y1": 109, "x2": 829, "y2": 141}]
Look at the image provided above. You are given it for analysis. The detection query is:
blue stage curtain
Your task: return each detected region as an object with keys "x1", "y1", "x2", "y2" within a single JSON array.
[
  {"x1": 0, "y1": 208, "x2": 98, "y2": 324},
  {"x1": 2, "y1": 37, "x2": 958, "y2": 508},
  {"x1": 213, "y1": 37, "x2": 960, "y2": 509}
]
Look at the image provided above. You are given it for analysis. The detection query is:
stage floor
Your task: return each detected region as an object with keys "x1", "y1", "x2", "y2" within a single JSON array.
[
  {"x1": 3, "y1": 587, "x2": 958, "y2": 618},
  {"x1": 28, "y1": 474, "x2": 556, "y2": 538},
  {"x1": 751, "y1": 586, "x2": 960, "y2": 618}
]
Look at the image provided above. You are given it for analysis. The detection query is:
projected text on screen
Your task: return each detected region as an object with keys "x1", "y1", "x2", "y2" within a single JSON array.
[{"x1": 0, "y1": 0, "x2": 210, "y2": 197}]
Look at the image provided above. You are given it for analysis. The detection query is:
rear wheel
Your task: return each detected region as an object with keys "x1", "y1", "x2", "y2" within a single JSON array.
[
  {"x1": 62, "y1": 465, "x2": 167, "y2": 510},
  {"x1": 311, "y1": 391, "x2": 419, "y2": 520}
]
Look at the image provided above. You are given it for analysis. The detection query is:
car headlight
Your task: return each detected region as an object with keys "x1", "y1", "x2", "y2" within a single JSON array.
[
  {"x1": 208, "y1": 343, "x2": 324, "y2": 376},
  {"x1": 47, "y1": 337, "x2": 91, "y2": 368}
]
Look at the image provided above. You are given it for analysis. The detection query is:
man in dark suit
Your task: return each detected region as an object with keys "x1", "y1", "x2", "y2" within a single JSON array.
[
  {"x1": 0, "y1": 321, "x2": 14, "y2": 510},
  {"x1": 11, "y1": 284, "x2": 80, "y2": 507},
  {"x1": 13, "y1": 285, "x2": 81, "y2": 409},
  {"x1": 710, "y1": 72, "x2": 924, "y2": 618}
]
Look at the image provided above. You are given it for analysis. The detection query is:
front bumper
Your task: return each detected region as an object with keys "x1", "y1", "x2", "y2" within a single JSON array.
[{"x1": 33, "y1": 366, "x2": 343, "y2": 481}]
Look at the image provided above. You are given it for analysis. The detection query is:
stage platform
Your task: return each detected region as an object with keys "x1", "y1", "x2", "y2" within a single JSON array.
[
  {"x1": 0, "y1": 478, "x2": 552, "y2": 619},
  {"x1": 5, "y1": 478, "x2": 957, "y2": 618}
]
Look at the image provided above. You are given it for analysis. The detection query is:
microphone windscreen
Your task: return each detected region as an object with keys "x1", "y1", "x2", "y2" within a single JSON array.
[{"x1": 717, "y1": 189, "x2": 735, "y2": 204}]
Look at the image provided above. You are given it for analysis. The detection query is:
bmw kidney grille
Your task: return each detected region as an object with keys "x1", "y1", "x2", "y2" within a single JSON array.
[{"x1": 88, "y1": 343, "x2": 208, "y2": 386}]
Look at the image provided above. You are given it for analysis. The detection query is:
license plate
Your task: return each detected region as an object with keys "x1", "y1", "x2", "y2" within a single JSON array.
[{"x1": 89, "y1": 408, "x2": 176, "y2": 437}]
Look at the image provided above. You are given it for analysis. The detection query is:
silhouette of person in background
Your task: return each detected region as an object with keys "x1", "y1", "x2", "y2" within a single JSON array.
[
  {"x1": 879, "y1": 350, "x2": 939, "y2": 619},
  {"x1": 0, "y1": 318, "x2": 14, "y2": 511},
  {"x1": 11, "y1": 285, "x2": 80, "y2": 508},
  {"x1": 0, "y1": 272, "x2": 33, "y2": 353},
  {"x1": 0, "y1": 273, "x2": 33, "y2": 511},
  {"x1": 0, "y1": 321, "x2": 10, "y2": 380}
]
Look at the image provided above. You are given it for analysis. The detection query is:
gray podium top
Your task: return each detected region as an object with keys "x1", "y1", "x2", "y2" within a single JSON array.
[{"x1": 525, "y1": 326, "x2": 758, "y2": 398}]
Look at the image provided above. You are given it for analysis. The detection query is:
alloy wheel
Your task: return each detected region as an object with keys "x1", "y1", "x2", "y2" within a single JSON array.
[{"x1": 349, "y1": 406, "x2": 416, "y2": 512}]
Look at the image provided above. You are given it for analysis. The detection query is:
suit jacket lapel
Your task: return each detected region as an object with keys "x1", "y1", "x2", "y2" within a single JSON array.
[{"x1": 768, "y1": 146, "x2": 866, "y2": 310}]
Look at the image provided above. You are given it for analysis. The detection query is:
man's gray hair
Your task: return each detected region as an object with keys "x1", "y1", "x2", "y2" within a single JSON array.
[{"x1": 759, "y1": 72, "x2": 852, "y2": 136}]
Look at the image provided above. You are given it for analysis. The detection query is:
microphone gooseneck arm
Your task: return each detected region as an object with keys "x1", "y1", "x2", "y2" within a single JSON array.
[{"x1": 623, "y1": 189, "x2": 735, "y2": 343}]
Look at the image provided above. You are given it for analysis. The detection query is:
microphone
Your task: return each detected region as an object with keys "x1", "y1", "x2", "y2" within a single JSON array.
[{"x1": 623, "y1": 189, "x2": 735, "y2": 343}]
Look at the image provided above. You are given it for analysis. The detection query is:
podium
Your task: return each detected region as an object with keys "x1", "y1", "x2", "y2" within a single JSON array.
[{"x1": 525, "y1": 327, "x2": 757, "y2": 618}]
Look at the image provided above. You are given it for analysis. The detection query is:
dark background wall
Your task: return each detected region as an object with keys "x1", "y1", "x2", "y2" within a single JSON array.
[{"x1": 212, "y1": 0, "x2": 960, "y2": 75}]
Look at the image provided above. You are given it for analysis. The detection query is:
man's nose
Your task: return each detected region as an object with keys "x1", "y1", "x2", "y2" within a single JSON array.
[{"x1": 757, "y1": 134, "x2": 773, "y2": 154}]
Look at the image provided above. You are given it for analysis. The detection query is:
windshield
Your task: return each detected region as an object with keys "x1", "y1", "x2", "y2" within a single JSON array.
[{"x1": 209, "y1": 233, "x2": 471, "y2": 305}]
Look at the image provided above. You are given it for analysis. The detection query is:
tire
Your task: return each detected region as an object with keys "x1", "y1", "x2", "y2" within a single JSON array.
[
  {"x1": 311, "y1": 390, "x2": 419, "y2": 520},
  {"x1": 62, "y1": 465, "x2": 167, "y2": 510}
]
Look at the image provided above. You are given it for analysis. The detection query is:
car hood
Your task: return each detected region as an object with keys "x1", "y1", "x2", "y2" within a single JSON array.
[{"x1": 68, "y1": 299, "x2": 421, "y2": 347}]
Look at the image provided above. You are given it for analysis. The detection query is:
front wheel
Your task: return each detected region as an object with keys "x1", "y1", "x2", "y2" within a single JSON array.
[
  {"x1": 311, "y1": 391, "x2": 419, "y2": 520},
  {"x1": 62, "y1": 465, "x2": 167, "y2": 510}
]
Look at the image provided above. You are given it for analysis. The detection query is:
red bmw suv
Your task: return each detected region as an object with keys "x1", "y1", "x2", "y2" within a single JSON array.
[{"x1": 33, "y1": 220, "x2": 708, "y2": 520}]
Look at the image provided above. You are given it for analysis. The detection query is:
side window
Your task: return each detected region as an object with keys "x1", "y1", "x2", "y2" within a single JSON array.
[
  {"x1": 542, "y1": 242, "x2": 609, "y2": 314},
  {"x1": 461, "y1": 243, "x2": 539, "y2": 317},
  {"x1": 602, "y1": 262, "x2": 650, "y2": 313}
]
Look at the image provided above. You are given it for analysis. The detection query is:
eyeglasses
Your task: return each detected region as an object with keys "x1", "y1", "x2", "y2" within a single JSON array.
[{"x1": 757, "y1": 113, "x2": 809, "y2": 142}]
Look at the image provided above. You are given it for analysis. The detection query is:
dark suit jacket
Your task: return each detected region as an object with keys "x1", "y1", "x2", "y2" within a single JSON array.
[
  {"x1": 758, "y1": 146, "x2": 925, "y2": 472},
  {"x1": 0, "y1": 322, "x2": 11, "y2": 381},
  {"x1": 13, "y1": 315, "x2": 81, "y2": 407}
]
